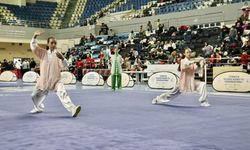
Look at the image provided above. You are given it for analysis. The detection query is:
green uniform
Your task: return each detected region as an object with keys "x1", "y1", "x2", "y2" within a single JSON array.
[{"x1": 111, "y1": 51, "x2": 122, "y2": 90}]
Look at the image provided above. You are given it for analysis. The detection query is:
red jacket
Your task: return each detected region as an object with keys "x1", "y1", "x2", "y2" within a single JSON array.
[
  {"x1": 241, "y1": 53, "x2": 249, "y2": 65},
  {"x1": 85, "y1": 57, "x2": 96, "y2": 68},
  {"x1": 75, "y1": 60, "x2": 84, "y2": 69}
]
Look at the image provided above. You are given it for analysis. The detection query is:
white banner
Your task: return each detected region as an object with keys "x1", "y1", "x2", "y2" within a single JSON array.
[
  {"x1": 0, "y1": 71, "x2": 17, "y2": 82},
  {"x1": 22, "y1": 71, "x2": 39, "y2": 83},
  {"x1": 97, "y1": 75, "x2": 105, "y2": 86},
  {"x1": 213, "y1": 71, "x2": 250, "y2": 92},
  {"x1": 148, "y1": 72, "x2": 178, "y2": 89},
  {"x1": 106, "y1": 73, "x2": 130, "y2": 88},
  {"x1": 82, "y1": 72, "x2": 101, "y2": 86},
  {"x1": 60, "y1": 71, "x2": 76, "y2": 84},
  {"x1": 127, "y1": 76, "x2": 135, "y2": 87},
  {"x1": 147, "y1": 64, "x2": 180, "y2": 77}
]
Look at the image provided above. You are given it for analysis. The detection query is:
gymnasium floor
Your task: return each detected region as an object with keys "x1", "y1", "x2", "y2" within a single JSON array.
[{"x1": 0, "y1": 82, "x2": 250, "y2": 150}]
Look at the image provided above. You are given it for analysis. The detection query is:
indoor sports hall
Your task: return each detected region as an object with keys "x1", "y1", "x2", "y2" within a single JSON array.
[{"x1": 0, "y1": 0, "x2": 250, "y2": 150}]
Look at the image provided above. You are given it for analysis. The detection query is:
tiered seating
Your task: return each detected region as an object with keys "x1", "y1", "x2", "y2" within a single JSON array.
[
  {"x1": 0, "y1": 1, "x2": 57, "y2": 28},
  {"x1": 69, "y1": 0, "x2": 87, "y2": 27},
  {"x1": 155, "y1": 0, "x2": 210, "y2": 15},
  {"x1": 80, "y1": 0, "x2": 115, "y2": 23},
  {"x1": 113, "y1": 0, "x2": 153, "y2": 12},
  {"x1": 0, "y1": 6, "x2": 19, "y2": 25},
  {"x1": 155, "y1": 0, "x2": 249, "y2": 15},
  {"x1": 50, "y1": 0, "x2": 69, "y2": 29}
]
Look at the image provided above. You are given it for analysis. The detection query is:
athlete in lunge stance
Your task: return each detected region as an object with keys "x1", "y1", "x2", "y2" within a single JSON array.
[
  {"x1": 152, "y1": 48, "x2": 210, "y2": 107},
  {"x1": 30, "y1": 31, "x2": 81, "y2": 117}
]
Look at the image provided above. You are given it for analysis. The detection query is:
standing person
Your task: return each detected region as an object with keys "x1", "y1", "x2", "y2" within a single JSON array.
[
  {"x1": 75, "y1": 57, "x2": 84, "y2": 81},
  {"x1": 147, "y1": 21, "x2": 153, "y2": 33},
  {"x1": 152, "y1": 48, "x2": 210, "y2": 107},
  {"x1": 30, "y1": 31, "x2": 81, "y2": 117},
  {"x1": 30, "y1": 58, "x2": 37, "y2": 71},
  {"x1": 22, "y1": 59, "x2": 30, "y2": 74},
  {"x1": 110, "y1": 48, "x2": 123, "y2": 91},
  {"x1": 15, "y1": 59, "x2": 22, "y2": 79},
  {"x1": 241, "y1": 49, "x2": 249, "y2": 71}
]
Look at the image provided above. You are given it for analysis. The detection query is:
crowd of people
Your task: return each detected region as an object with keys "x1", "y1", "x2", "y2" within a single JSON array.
[
  {"x1": 0, "y1": 58, "x2": 37, "y2": 78},
  {"x1": 65, "y1": 2, "x2": 250, "y2": 81},
  {"x1": 1, "y1": 3, "x2": 249, "y2": 81}
]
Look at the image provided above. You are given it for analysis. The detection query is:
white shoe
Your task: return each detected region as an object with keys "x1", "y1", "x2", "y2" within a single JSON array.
[
  {"x1": 30, "y1": 103, "x2": 44, "y2": 113},
  {"x1": 158, "y1": 99, "x2": 170, "y2": 104},
  {"x1": 152, "y1": 96, "x2": 170, "y2": 104},
  {"x1": 30, "y1": 107, "x2": 43, "y2": 113},
  {"x1": 72, "y1": 105, "x2": 81, "y2": 117},
  {"x1": 152, "y1": 97, "x2": 158, "y2": 104},
  {"x1": 200, "y1": 102, "x2": 210, "y2": 107}
]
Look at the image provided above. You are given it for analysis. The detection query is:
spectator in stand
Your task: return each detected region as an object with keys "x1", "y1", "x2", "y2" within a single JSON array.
[
  {"x1": 109, "y1": 29, "x2": 116, "y2": 37},
  {"x1": 124, "y1": 57, "x2": 131, "y2": 71},
  {"x1": 79, "y1": 35, "x2": 87, "y2": 46},
  {"x1": 209, "y1": 49, "x2": 221, "y2": 66},
  {"x1": 147, "y1": 21, "x2": 153, "y2": 33},
  {"x1": 229, "y1": 26, "x2": 237, "y2": 43},
  {"x1": 128, "y1": 30, "x2": 135, "y2": 44},
  {"x1": 236, "y1": 21, "x2": 244, "y2": 40},
  {"x1": 130, "y1": 48, "x2": 138, "y2": 62},
  {"x1": 99, "y1": 23, "x2": 109, "y2": 35},
  {"x1": 89, "y1": 33, "x2": 96, "y2": 42},
  {"x1": 202, "y1": 42, "x2": 213, "y2": 58},
  {"x1": 139, "y1": 25, "x2": 146, "y2": 37},
  {"x1": 85, "y1": 53, "x2": 96, "y2": 69},
  {"x1": 168, "y1": 40, "x2": 176, "y2": 54},
  {"x1": 98, "y1": 49, "x2": 105, "y2": 68},
  {"x1": 220, "y1": 25, "x2": 230, "y2": 40},
  {"x1": 156, "y1": 19, "x2": 160, "y2": 34},
  {"x1": 158, "y1": 23, "x2": 164, "y2": 36},
  {"x1": 240, "y1": 4, "x2": 249, "y2": 24},
  {"x1": 168, "y1": 51, "x2": 177, "y2": 64},
  {"x1": 241, "y1": 49, "x2": 249, "y2": 71},
  {"x1": 132, "y1": 56, "x2": 142, "y2": 71},
  {"x1": 242, "y1": 40, "x2": 250, "y2": 54}
]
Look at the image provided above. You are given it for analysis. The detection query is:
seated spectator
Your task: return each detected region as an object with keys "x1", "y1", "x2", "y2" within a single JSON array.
[
  {"x1": 209, "y1": 50, "x2": 221, "y2": 66},
  {"x1": 128, "y1": 30, "x2": 135, "y2": 43},
  {"x1": 79, "y1": 35, "x2": 87, "y2": 46},
  {"x1": 168, "y1": 51, "x2": 177, "y2": 64},
  {"x1": 124, "y1": 57, "x2": 131, "y2": 71},
  {"x1": 98, "y1": 49, "x2": 105, "y2": 68},
  {"x1": 89, "y1": 33, "x2": 96, "y2": 41},
  {"x1": 85, "y1": 54, "x2": 96, "y2": 69},
  {"x1": 220, "y1": 25, "x2": 230, "y2": 40},
  {"x1": 202, "y1": 42, "x2": 213, "y2": 57},
  {"x1": 139, "y1": 25, "x2": 146, "y2": 37},
  {"x1": 132, "y1": 56, "x2": 142, "y2": 71},
  {"x1": 242, "y1": 40, "x2": 250, "y2": 54},
  {"x1": 99, "y1": 23, "x2": 109, "y2": 35}
]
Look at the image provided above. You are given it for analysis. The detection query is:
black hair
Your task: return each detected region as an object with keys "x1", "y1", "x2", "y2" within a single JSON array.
[{"x1": 46, "y1": 36, "x2": 56, "y2": 50}]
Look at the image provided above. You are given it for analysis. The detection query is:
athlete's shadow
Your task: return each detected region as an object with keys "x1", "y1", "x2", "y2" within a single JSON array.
[{"x1": 157, "y1": 103, "x2": 201, "y2": 109}]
